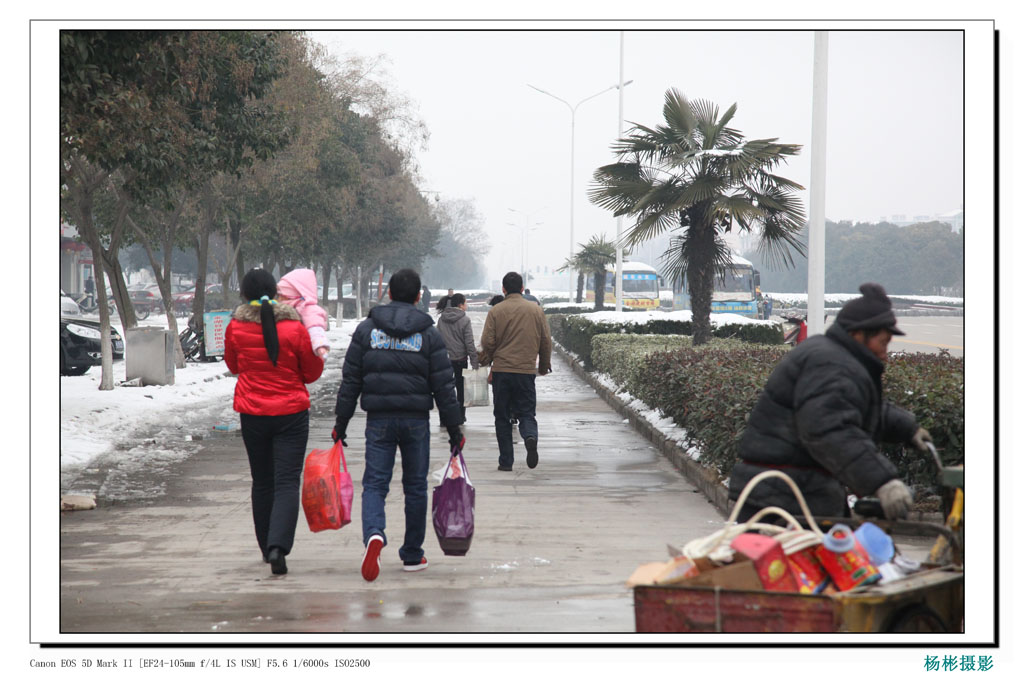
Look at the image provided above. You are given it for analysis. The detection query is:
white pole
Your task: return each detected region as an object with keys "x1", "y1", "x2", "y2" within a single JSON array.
[
  {"x1": 807, "y1": 31, "x2": 829, "y2": 336},
  {"x1": 569, "y1": 111, "x2": 576, "y2": 302},
  {"x1": 615, "y1": 31, "x2": 625, "y2": 312}
]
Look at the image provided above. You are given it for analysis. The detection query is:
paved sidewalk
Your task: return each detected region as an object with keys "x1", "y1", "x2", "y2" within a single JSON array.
[{"x1": 59, "y1": 314, "x2": 727, "y2": 635}]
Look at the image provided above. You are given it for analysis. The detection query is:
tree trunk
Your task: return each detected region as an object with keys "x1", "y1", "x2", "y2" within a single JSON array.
[
  {"x1": 127, "y1": 207, "x2": 186, "y2": 367},
  {"x1": 688, "y1": 230, "x2": 717, "y2": 346},
  {"x1": 64, "y1": 157, "x2": 115, "y2": 389},
  {"x1": 100, "y1": 250, "x2": 136, "y2": 330},
  {"x1": 594, "y1": 270, "x2": 607, "y2": 311},
  {"x1": 99, "y1": 180, "x2": 139, "y2": 331},
  {"x1": 192, "y1": 182, "x2": 219, "y2": 323},
  {"x1": 575, "y1": 272, "x2": 585, "y2": 303},
  {"x1": 321, "y1": 259, "x2": 333, "y2": 329}
]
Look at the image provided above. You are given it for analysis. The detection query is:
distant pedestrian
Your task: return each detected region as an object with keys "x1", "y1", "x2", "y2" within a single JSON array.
[
  {"x1": 488, "y1": 294, "x2": 504, "y2": 307},
  {"x1": 765, "y1": 295, "x2": 773, "y2": 319},
  {"x1": 224, "y1": 268, "x2": 325, "y2": 575},
  {"x1": 276, "y1": 268, "x2": 330, "y2": 358},
  {"x1": 522, "y1": 288, "x2": 541, "y2": 305},
  {"x1": 479, "y1": 272, "x2": 552, "y2": 471},
  {"x1": 420, "y1": 285, "x2": 432, "y2": 313},
  {"x1": 333, "y1": 268, "x2": 462, "y2": 581},
  {"x1": 84, "y1": 275, "x2": 95, "y2": 307},
  {"x1": 437, "y1": 293, "x2": 480, "y2": 426}
]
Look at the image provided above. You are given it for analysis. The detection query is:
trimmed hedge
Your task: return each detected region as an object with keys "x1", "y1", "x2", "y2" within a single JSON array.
[
  {"x1": 543, "y1": 304, "x2": 645, "y2": 315},
  {"x1": 880, "y1": 351, "x2": 965, "y2": 491},
  {"x1": 592, "y1": 333, "x2": 747, "y2": 391},
  {"x1": 549, "y1": 313, "x2": 784, "y2": 368},
  {"x1": 587, "y1": 334, "x2": 964, "y2": 495}
]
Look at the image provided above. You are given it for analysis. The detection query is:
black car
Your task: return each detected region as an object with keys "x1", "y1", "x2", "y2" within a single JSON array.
[{"x1": 60, "y1": 318, "x2": 125, "y2": 376}]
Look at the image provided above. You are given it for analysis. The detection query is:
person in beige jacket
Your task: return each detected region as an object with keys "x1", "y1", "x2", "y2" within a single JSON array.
[{"x1": 478, "y1": 272, "x2": 553, "y2": 471}]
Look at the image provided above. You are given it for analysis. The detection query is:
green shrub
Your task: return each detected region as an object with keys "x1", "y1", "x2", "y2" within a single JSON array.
[
  {"x1": 543, "y1": 304, "x2": 644, "y2": 315},
  {"x1": 549, "y1": 313, "x2": 783, "y2": 368},
  {"x1": 620, "y1": 343, "x2": 964, "y2": 494},
  {"x1": 631, "y1": 345, "x2": 789, "y2": 477},
  {"x1": 591, "y1": 334, "x2": 691, "y2": 389},
  {"x1": 592, "y1": 334, "x2": 749, "y2": 390},
  {"x1": 881, "y1": 350, "x2": 965, "y2": 490}
]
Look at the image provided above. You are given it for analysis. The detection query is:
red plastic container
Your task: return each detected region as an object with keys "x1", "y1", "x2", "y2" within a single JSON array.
[{"x1": 814, "y1": 524, "x2": 880, "y2": 591}]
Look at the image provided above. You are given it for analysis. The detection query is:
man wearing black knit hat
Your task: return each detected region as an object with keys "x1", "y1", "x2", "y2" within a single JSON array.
[{"x1": 728, "y1": 283, "x2": 933, "y2": 522}]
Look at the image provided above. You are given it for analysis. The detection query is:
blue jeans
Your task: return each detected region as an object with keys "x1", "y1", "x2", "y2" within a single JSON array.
[
  {"x1": 362, "y1": 417, "x2": 431, "y2": 564},
  {"x1": 491, "y1": 372, "x2": 539, "y2": 468},
  {"x1": 239, "y1": 411, "x2": 309, "y2": 557}
]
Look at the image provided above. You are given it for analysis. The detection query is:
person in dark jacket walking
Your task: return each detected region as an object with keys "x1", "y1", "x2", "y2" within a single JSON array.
[
  {"x1": 522, "y1": 288, "x2": 541, "y2": 305},
  {"x1": 420, "y1": 285, "x2": 432, "y2": 313},
  {"x1": 437, "y1": 293, "x2": 480, "y2": 426},
  {"x1": 224, "y1": 268, "x2": 325, "y2": 575},
  {"x1": 728, "y1": 283, "x2": 932, "y2": 522},
  {"x1": 333, "y1": 269, "x2": 463, "y2": 582}
]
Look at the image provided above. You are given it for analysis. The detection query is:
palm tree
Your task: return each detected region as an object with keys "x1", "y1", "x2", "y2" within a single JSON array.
[
  {"x1": 556, "y1": 253, "x2": 587, "y2": 304},
  {"x1": 559, "y1": 235, "x2": 622, "y2": 309},
  {"x1": 589, "y1": 89, "x2": 806, "y2": 344},
  {"x1": 578, "y1": 234, "x2": 620, "y2": 311}
]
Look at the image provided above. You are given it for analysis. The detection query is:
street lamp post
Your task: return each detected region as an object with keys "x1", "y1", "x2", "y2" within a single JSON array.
[
  {"x1": 529, "y1": 79, "x2": 633, "y2": 302},
  {"x1": 508, "y1": 207, "x2": 544, "y2": 286}
]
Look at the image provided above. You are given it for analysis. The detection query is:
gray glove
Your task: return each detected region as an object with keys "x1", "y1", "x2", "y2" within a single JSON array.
[
  {"x1": 875, "y1": 479, "x2": 913, "y2": 520},
  {"x1": 911, "y1": 427, "x2": 933, "y2": 451}
]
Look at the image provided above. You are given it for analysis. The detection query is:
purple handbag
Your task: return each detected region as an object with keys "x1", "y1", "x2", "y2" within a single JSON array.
[{"x1": 432, "y1": 446, "x2": 475, "y2": 556}]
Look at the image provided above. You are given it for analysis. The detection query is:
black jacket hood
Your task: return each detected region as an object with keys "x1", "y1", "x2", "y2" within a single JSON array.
[{"x1": 369, "y1": 301, "x2": 435, "y2": 337}]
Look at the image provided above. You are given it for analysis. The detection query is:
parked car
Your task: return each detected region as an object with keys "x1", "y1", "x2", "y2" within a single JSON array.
[
  {"x1": 60, "y1": 317, "x2": 124, "y2": 375},
  {"x1": 173, "y1": 283, "x2": 226, "y2": 314},
  {"x1": 128, "y1": 284, "x2": 164, "y2": 319},
  {"x1": 61, "y1": 289, "x2": 81, "y2": 316}
]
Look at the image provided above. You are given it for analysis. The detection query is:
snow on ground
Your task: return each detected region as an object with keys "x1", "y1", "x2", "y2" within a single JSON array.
[
  {"x1": 581, "y1": 308, "x2": 777, "y2": 327},
  {"x1": 767, "y1": 292, "x2": 964, "y2": 306},
  {"x1": 59, "y1": 311, "x2": 360, "y2": 481}
]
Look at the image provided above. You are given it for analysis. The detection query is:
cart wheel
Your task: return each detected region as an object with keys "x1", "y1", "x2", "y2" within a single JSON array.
[{"x1": 885, "y1": 605, "x2": 949, "y2": 633}]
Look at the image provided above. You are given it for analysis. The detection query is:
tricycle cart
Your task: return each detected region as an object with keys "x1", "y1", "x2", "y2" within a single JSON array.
[{"x1": 635, "y1": 458, "x2": 964, "y2": 633}]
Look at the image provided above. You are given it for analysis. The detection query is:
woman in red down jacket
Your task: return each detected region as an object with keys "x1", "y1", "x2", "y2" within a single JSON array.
[{"x1": 225, "y1": 268, "x2": 324, "y2": 575}]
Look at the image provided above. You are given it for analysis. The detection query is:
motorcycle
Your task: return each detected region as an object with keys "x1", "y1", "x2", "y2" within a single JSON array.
[
  {"x1": 74, "y1": 293, "x2": 115, "y2": 315},
  {"x1": 783, "y1": 316, "x2": 808, "y2": 346},
  {"x1": 178, "y1": 315, "x2": 221, "y2": 362}
]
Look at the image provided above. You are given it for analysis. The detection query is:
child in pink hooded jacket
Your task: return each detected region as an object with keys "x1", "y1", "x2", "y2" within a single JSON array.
[{"x1": 276, "y1": 269, "x2": 330, "y2": 358}]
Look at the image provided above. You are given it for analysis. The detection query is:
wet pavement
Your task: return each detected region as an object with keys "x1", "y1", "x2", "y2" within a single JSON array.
[{"x1": 59, "y1": 312, "x2": 728, "y2": 634}]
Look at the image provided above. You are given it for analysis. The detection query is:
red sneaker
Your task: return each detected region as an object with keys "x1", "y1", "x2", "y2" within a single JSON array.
[
  {"x1": 361, "y1": 534, "x2": 384, "y2": 582},
  {"x1": 403, "y1": 557, "x2": 429, "y2": 572}
]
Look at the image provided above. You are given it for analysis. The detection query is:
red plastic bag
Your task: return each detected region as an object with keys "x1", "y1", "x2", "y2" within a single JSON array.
[{"x1": 301, "y1": 441, "x2": 353, "y2": 532}]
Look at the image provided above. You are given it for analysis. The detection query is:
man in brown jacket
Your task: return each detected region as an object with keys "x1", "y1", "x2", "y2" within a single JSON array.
[{"x1": 478, "y1": 272, "x2": 553, "y2": 471}]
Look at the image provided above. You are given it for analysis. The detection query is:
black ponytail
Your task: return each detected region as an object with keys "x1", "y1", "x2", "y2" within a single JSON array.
[
  {"x1": 258, "y1": 295, "x2": 280, "y2": 366},
  {"x1": 241, "y1": 268, "x2": 280, "y2": 366}
]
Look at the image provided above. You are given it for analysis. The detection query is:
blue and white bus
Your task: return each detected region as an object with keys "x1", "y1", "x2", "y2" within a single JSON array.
[
  {"x1": 672, "y1": 254, "x2": 760, "y2": 318},
  {"x1": 585, "y1": 261, "x2": 664, "y2": 310}
]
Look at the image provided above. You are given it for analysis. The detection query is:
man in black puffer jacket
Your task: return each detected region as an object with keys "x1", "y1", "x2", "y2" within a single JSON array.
[
  {"x1": 333, "y1": 268, "x2": 462, "y2": 582},
  {"x1": 729, "y1": 283, "x2": 933, "y2": 522}
]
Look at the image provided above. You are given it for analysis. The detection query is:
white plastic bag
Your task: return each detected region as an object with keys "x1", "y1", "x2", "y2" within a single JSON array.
[{"x1": 464, "y1": 368, "x2": 490, "y2": 407}]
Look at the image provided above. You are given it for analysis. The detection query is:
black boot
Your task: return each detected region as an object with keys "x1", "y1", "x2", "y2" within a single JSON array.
[{"x1": 267, "y1": 547, "x2": 287, "y2": 575}]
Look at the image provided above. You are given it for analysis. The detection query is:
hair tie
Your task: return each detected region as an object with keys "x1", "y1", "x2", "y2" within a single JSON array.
[{"x1": 250, "y1": 297, "x2": 277, "y2": 306}]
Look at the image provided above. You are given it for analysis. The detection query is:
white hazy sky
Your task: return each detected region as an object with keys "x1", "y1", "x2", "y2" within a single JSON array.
[{"x1": 311, "y1": 28, "x2": 964, "y2": 285}]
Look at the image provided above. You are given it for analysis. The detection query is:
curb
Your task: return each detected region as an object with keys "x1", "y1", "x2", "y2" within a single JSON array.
[{"x1": 555, "y1": 344, "x2": 945, "y2": 528}]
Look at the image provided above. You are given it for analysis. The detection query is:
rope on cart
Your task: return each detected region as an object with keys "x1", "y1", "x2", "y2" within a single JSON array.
[{"x1": 682, "y1": 470, "x2": 825, "y2": 562}]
